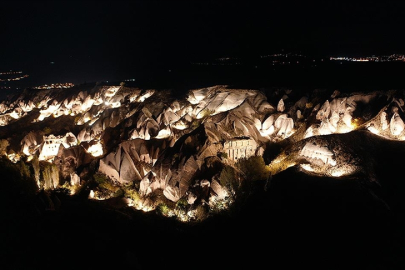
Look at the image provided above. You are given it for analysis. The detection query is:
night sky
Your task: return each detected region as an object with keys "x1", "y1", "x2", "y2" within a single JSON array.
[{"x1": 1, "y1": 0, "x2": 405, "y2": 85}]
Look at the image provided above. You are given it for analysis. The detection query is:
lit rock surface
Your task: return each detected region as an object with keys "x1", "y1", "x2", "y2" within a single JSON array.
[{"x1": 1, "y1": 84, "x2": 405, "y2": 221}]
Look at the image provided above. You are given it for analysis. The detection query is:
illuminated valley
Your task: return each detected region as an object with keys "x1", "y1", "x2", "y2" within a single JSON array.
[{"x1": 1, "y1": 82, "x2": 405, "y2": 225}]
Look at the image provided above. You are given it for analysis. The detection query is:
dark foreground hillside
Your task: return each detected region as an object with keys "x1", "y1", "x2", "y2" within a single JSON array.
[{"x1": 1, "y1": 156, "x2": 405, "y2": 270}]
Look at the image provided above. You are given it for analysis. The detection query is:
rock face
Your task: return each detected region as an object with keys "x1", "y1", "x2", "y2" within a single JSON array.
[{"x1": 1, "y1": 83, "x2": 405, "y2": 221}]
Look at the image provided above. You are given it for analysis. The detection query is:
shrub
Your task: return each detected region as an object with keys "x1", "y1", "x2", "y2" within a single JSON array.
[
  {"x1": 194, "y1": 204, "x2": 209, "y2": 222},
  {"x1": 0, "y1": 158, "x2": 38, "y2": 204},
  {"x1": 175, "y1": 197, "x2": 189, "y2": 211},
  {"x1": 219, "y1": 165, "x2": 239, "y2": 191},
  {"x1": 114, "y1": 188, "x2": 125, "y2": 197},
  {"x1": 0, "y1": 139, "x2": 9, "y2": 155},
  {"x1": 93, "y1": 172, "x2": 109, "y2": 185},
  {"x1": 42, "y1": 163, "x2": 60, "y2": 190},
  {"x1": 199, "y1": 109, "x2": 215, "y2": 119},
  {"x1": 93, "y1": 172, "x2": 119, "y2": 192},
  {"x1": 18, "y1": 160, "x2": 31, "y2": 178},
  {"x1": 43, "y1": 126, "x2": 52, "y2": 134},
  {"x1": 124, "y1": 187, "x2": 140, "y2": 202},
  {"x1": 156, "y1": 203, "x2": 171, "y2": 216},
  {"x1": 236, "y1": 155, "x2": 270, "y2": 182}
]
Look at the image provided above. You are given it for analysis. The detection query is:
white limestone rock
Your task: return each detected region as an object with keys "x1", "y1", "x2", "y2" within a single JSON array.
[
  {"x1": 21, "y1": 131, "x2": 43, "y2": 156},
  {"x1": 70, "y1": 172, "x2": 80, "y2": 186},
  {"x1": 390, "y1": 113, "x2": 404, "y2": 136},
  {"x1": 316, "y1": 100, "x2": 330, "y2": 120},
  {"x1": 277, "y1": 98, "x2": 285, "y2": 112},
  {"x1": 381, "y1": 111, "x2": 389, "y2": 130},
  {"x1": 163, "y1": 185, "x2": 181, "y2": 202},
  {"x1": 275, "y1": 114, "x2": 294, "y2": 137},
  {"x1": 210, "y1": 179, "x2": 228, "y2": 200},
  {"x1": 300, "y1": 142, "x2": 336, "y2": 166}
]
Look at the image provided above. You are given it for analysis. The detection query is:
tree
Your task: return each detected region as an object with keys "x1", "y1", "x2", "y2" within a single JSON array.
[
  {"x1": 0, "y1": 139, "x2": 9, "y2": 155},
  {"x1": 219, "y1": 165, "x2": 239, "y2": 191},
  {"x1": 236, "y1": 155, "x2": 270, "y2": 182}
]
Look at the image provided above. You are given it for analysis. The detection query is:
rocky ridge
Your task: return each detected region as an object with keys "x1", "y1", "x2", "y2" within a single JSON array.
[{"x1": 1, "y1": 83, "x2": 405, "y2": 222}]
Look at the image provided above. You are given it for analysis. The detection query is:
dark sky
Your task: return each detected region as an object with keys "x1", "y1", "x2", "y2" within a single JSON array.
[{"x1": 1, "y1": 0, "x2": 405, "y2": 85}]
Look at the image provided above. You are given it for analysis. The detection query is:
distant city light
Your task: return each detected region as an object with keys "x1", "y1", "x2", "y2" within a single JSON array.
[
  {"x1": 0, "y1": 70, "x2": 29, "y2": 82},
  {"x1": 33, "y1": 82, "x2": 74, "y2": 89},
  {"x1": 330, "y1": 54, "x2": 405, "y2": 62}
]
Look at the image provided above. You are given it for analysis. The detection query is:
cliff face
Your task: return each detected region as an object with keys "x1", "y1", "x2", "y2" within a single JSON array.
[{"x1": 1, "y1": 83, "x2": 405, "y2": 222}]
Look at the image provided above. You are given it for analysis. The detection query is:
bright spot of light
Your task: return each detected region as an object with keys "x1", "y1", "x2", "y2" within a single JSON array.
[
  {"x1": 87, "y1": 141, "x2": 104, "y2": 157},
  {"x1": 367, "y1": 125, "x2": 380, "y2": 135},
  {"x1": 331, "y1": 169, "x2": 346, "y2": 177},
  {"x1": 300, "y1": 164, "x2": 315, "y2": 172}
]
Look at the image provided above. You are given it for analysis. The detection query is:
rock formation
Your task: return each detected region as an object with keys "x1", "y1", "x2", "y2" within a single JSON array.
[{"x1": 1, "y1": 83, "x2": 405, "y2": 221}]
